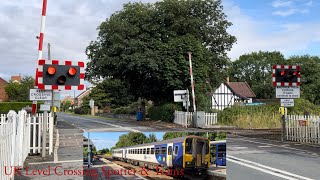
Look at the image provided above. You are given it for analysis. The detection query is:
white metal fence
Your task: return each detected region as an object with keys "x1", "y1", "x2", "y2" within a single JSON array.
[
  {"x1": 0, "y1": 110, "x2": 54, "y2": 180},
  {"x1": 174, "y1": 111, "x2": 218, "y2": 128},
  {"x1": 286, "y1": 115, "x2": 320, "y2": 144}
]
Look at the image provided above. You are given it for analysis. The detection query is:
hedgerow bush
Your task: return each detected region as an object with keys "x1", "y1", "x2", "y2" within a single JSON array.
[
  {"x1": 0, "y1": 102, "x2": 42, "y2": 114},
  {"x1": 74, "y1": 107, "x2": 89, "y2": 114},
  {"x1": 217, "y1": 98, "x2": 320, "y2": 128},
  {"x1": 148, "y1": 103, "x2": 182, "y2": 122}
]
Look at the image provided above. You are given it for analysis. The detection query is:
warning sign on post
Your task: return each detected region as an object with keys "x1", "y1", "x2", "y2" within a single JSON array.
[
  {"x1": 281, "y1": 99, "x2": 294, "y2": 107},
  {"x1": 276, "y1": 86, "x2": 300, "y2": 98},
  {"x1": 29, "y1": 89, "x2": 52, "y2": 101}
]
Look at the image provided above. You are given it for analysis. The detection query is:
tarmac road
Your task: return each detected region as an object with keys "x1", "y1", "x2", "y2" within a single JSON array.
[
  {"x1": 227, "y1": 135, "x2": 320, "y2": 180},
  {"x1": 57, "y1": 112, "x2": 206, "y2": 132}
]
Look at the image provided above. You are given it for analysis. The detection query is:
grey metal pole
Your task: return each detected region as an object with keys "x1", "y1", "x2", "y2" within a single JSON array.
[
  {"x1": 42, "y1": 111, "x2": 48, "y2": 157},
  {"x1": 88, "y1": 132, "x2": 91, "y2": 168}
]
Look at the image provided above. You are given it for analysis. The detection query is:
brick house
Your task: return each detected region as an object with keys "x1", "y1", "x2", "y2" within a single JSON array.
[
  {"x1": 0, "y1": 78, "x2": 8, "y2": 102},
  {"x1": 75, "y1": 88, "x2": 91, "y2": 107}
]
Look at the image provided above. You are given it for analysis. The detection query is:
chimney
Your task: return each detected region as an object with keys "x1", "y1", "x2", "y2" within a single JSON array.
[{"x1": 226, "y1": 76, "x2": 230, "y2": 84}]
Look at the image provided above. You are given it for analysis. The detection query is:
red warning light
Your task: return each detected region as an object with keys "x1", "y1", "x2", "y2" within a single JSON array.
[
  {"x1": 47, "y1": 66, "x2": 56, "y2": 75},
  {"x1": 68, "y1": 67, "x2": 77, "y2": 76}
]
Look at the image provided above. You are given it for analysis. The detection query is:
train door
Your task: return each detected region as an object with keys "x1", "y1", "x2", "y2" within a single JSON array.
[
  {"x1": 194, "y1": 139, "x2": 206, "y2": 168},
  {"x1": 123, "y1": 149, "x2": 126, "y2": 160},
  {"x1": 167, "y1": 143, "x2": 173, "y2": 167},
  {"x1": 172, "y1": 142, "x2": 183, "y2": 168}
]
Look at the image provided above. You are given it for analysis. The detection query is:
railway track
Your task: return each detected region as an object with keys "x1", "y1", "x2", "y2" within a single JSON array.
[{"x1": 103, "y1": 156, "x2": 213, "y2": 180}]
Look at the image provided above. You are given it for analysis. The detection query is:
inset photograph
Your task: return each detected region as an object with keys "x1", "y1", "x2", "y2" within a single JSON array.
[{"x1": 83, "y1": 132, "x2": 226, "y2": 180}]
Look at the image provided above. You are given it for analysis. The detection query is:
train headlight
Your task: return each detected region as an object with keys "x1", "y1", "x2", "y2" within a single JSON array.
[{"x1": 186, "y1": 162, "x2": 191, "y2": 165}]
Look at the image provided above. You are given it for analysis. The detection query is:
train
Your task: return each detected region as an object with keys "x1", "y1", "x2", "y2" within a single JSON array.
[
  {"x1": 112, "y1": 135, "x2": 210, "y2": 175},
  {"x1": 210, "y1": 140, "x2": 226, "y2": 166}
]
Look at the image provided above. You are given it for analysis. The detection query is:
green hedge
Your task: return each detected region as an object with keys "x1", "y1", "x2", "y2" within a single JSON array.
[
  {"x1": 74, "y1": 107, "x2": 89, "y2": 114},
  {"x1": 0, "y1": 102, "x2": 31, "y2": 114},
  {"x1": 148, "y1": 103, "x2": 182, "y2": 122}
]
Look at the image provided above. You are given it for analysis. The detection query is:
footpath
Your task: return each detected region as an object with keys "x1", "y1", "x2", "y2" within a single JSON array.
[{"x1": 15, "y1": 120, "x2": 84, "y2": 180}]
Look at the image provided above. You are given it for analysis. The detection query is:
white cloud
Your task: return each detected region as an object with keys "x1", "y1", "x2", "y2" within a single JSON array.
[
  {"x1": 223, "y1": 1, "x2": 320, "y2": 60},
  {"x1": 272, "y1": 0, "x2": 293, "y2": 8},
  {"x1": 306, "y1": 0, "x2": 313, "y2": 6},
  {"x1": 272, "y1": 8, "x2": 309, "y2": 16}
]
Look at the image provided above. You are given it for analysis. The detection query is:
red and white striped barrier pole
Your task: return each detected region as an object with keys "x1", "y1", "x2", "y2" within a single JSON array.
[
  {"x1": 32, "y1": 0, "x2": 47, "y2": 115},
  {"x1": 188, "y1": 52, "x2": 196, "y2": 112}
]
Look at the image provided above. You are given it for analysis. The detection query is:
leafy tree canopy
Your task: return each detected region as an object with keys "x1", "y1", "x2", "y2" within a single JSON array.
[
  {"x1": 5, "y1": 76, "x2": 34, "y2": 102},
  {"x1": 86, "y1": 0, "x2": 236, "y2": 104},
  {"x1": 114, "y1": 132, "x2": 158, "y2": 148}
]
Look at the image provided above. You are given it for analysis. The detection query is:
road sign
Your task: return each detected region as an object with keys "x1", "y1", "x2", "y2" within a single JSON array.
[
  {"x1": 29, "y1": 89, "x2": 52, "y2": 101},
  {"x1": 281, "y1": 99, "x2": 294, "y2": 107},
  {"x1": 40, "y1": 104, "x2": 51, "y2": 111},
  {"x1": 174, "y1": 90, "x2": 187, "y2": 102},
  {"x1": 276, "y1": 86, "x2": 300, "y2": 98}
]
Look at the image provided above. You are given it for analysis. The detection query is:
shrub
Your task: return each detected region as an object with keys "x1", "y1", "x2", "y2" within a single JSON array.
[
  {"x1": 0, "y1": 102, "x2": 43, "y2": 114},
  {"x1": 148, "y1": 103, "x2": 182, "y2": 122},
  {"x1": 74, "y1": 107, "x2": 89, "y2": 114}
]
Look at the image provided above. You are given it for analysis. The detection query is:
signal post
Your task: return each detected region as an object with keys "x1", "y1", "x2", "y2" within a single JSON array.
[{"x1": 272, "y1": 65, "x2": 300, "y2": 141}]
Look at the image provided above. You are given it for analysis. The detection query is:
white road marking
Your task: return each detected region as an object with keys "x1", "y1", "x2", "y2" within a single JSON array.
[
  {"x1": 227, "y1": 155, "x2": 314, "y2": 180},
  {"x1": 258, "y1": 145, "x2": 272, "y2": 148},
  {"x1": 65, "y1": 115, "x2": 141, "y2": 132},
  {"x1": 234, "y1": 138, "x2": 319, "y2": 157}
]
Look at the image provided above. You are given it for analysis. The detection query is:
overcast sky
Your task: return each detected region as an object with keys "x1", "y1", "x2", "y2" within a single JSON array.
[{"x1": 0, "y1": 0, "x2": 319, "y2": 96}]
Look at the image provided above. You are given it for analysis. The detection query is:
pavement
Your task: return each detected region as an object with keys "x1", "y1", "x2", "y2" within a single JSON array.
[
  {"x1": 57, "y1": 112, "x2": 208, "y2": 132},
  {"x1": 15, "y1": 121, "x2": 84, "y2": 180},
  {"x1": 227, "y1": 134, "x2": 320, "y2": 180}
]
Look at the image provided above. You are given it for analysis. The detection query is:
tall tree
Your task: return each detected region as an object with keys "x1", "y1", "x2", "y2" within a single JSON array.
[
  {"x1": 5, "y1": 76, "x2": 34, "y2": 102},
  {"x1": 146, "y1": 133, "x2": 158, "y2": 143},
  {"x1": 114, "y1": 132, "x2": 148, "y2": 148},
  {"x1": 287, "y1": 55, "x2": 320, "y2": 104},
  {"x1": 86, "y1": 0, "x2": 236, "y2": 104},
  {"x1": 230, "y1": 51, "x2": 285, "y2": 99}
]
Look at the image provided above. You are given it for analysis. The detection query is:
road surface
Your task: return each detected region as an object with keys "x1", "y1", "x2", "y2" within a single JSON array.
[
  {"x1": 227, "y1": 135, "x2": 320, "y2": 180},
  {"x1": 57, "y1": 112, "x2": 204, "y2": 132}
]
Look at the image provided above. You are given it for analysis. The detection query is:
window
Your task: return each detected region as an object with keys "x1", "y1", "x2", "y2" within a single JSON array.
[
  {"x1": 161, "y1": 147, "x2": 166, "y2": 154},
  {"x1": 146, "y1": 148, "x2": 150, "y2": 154},
  {"x1": 135, "y1": 149, "x2": 138, "y2": 154},
  {"x1": 151, "y1": 148, "x2": 154, "y2": 154},
  {"x1": 168, "y1": 146, "x2": 172, "y2": 155},
  {"x1": 143, "y1": 148, "x2": 146, "y2": 154},
  {"x1": 140, "y1": 149, "x2": 142, "y2": 154},
  {"x1": 185, "y1": 138, "x2": 193, "y2": 154},
  {"x1": 155, "y1": 148, "x2": 160, "y2": 154},
  {"x1": 174, "y1": 146, "x2": 179, "y2": 155}
]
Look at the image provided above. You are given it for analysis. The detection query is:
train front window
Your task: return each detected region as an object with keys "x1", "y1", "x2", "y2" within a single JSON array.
[
  {"x1": 155, "y1": 148, "x2": 160, "y2": 154},
  {"x1": 185, "y1": 138, "x2": 193, "y2": 154},
  {"x1": 174, "y1": 146, "x2": 178, "y2": 155},
  {"x1": 218, "y1": 144, "x2": 226, "y2": 157}
]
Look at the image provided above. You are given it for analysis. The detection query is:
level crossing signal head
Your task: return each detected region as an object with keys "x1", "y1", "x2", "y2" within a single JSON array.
[
  {"x1": 37, "y1": 59, "x2": 85, "y2": 90},
  {"x1": 272, "y1": 65, "x2": 300, "y2": 87}
]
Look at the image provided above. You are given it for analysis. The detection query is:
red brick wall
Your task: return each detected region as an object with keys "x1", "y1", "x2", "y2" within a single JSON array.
[{"x1": 0, "y1": 79, "x2": 8, "y2": 102}]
